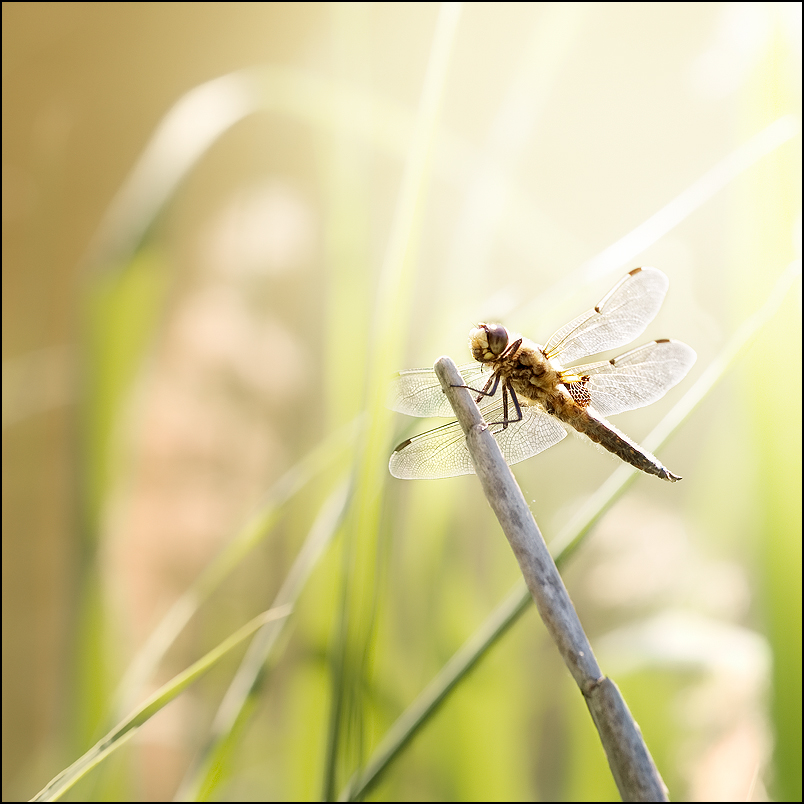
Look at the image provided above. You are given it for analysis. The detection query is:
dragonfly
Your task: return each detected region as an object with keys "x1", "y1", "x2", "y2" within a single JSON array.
[{"x1": 388, "y1": 267, "x2": 696, "y2": 481}]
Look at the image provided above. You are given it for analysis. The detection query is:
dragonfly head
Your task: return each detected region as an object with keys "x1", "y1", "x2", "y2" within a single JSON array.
[{"x1": 469, "y1": 323, "x2": 509, "y2": 363}]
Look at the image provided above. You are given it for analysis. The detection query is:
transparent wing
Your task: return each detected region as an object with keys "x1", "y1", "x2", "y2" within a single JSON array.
[
  {"x1": 388, "y1": 420, "x2": 475, "y2": 478},
  {"x1": 568, "y1": 339, "x2": 697, "y2": 418},
  {"x1": 544, "y1": 267, "x2": 669, "y2": 365},
  {"x1": 389, "y1": 398, "x2": 567, "y2": 479},
  {"x1": 387, "y1": 362, "x2": 493, "y2": 418}
]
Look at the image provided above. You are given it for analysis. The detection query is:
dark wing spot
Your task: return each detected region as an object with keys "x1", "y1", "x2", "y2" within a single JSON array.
[{"x1": 564, "y1": 378, "x2": 592, "y2": 407}]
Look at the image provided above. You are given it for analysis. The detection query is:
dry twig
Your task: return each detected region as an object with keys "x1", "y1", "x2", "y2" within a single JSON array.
[{"x1": 434, "y1": 355, "x2": 668, "y2": 803}]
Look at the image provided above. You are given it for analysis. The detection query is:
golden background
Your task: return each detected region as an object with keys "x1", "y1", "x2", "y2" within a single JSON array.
[{"x1": 3, "y1": 3, "x2": 801, "y2": 800}]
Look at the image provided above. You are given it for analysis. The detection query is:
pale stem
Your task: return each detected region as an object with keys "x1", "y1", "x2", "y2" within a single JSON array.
[{"x1": 434, "y1": 355, "x2": 668, "y2": 803}]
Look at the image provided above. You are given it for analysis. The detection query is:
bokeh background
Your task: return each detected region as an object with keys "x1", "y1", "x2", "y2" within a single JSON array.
[{"x1": 3, "y1": 2, "x2": 801, "y2": 801}]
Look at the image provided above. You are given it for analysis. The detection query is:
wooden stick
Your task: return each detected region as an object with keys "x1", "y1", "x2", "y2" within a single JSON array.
[{"x1": 434, "y1": 355, "x2": 668, "y2": 803}]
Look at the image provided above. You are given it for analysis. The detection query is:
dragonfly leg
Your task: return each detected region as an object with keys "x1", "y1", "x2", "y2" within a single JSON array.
[
  {"x1": 487, "y1": 382, "x2": 524, "y2": 432},
  {"x1": 451, "y1": 372, "x2": 499, "y2": 400}
]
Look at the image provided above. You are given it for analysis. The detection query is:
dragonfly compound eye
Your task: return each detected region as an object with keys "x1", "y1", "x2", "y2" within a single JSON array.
[{"x1": 484, "y1": 324, "x2": 509, "y2": 356}]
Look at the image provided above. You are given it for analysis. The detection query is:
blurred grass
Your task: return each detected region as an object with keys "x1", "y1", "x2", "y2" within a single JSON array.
[
  {"x1": 3, "y1": 3, "x2": 801, "y2": 802},
  {"x1": 32, "y1": 605, "x2": 293, "y2": 802}
]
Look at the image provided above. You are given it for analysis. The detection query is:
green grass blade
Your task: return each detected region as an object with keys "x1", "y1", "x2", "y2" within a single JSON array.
[{"x1": 30, "y1": 605, "x2": 292, "y2": 802}]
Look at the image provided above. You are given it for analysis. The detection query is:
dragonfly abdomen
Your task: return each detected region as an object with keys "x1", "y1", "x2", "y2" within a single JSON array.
[{"x1": 561, "y1": 406, "x2": 681, "y2": 482}]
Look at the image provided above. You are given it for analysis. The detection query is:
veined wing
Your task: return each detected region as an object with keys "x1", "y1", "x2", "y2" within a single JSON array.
[
  {"x1": 544, "y1": 267, "x2": 669, "y2": 365},
  {"x1": 389, "y1": 397, "x2": 567, "y2": 479},
  {"x1": 387, "y1": 363, "x2": 492, "y2": 418},
  {"x1": 567, "y1": 339, "x2": 696, "y2": 418}
]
